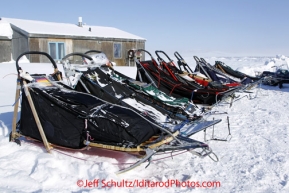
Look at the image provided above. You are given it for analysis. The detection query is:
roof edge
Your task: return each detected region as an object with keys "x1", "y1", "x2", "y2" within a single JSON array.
[
  {"x1": 27, "y1": 33, "x2": 146, "y2": 42},
  {"x1": 0, "y1": 36, "x2": 11, "y2": 40},
  {"x1": 10, "y1": 24, "x2": 29, "y2": 37}
]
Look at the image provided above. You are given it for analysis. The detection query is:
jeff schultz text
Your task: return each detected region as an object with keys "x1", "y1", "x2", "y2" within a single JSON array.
[{"x1": 77, "y1": 179, "x2": 221, "y2": 188}]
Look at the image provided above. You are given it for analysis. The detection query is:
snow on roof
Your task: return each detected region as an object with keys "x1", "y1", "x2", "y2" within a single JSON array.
[
  {"x1": 0, "y1": 17, "x2": 145, "y2": 40},
  {"x1": 0, "y1": 19, "x2": 13, "y2": 39}
]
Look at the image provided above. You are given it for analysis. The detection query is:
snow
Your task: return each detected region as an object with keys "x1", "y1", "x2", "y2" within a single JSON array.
[
  {"x1": 0, "y1": 17, "x2": 145, "y2": 40},
  {"x1": 0, "y1": 55, "x2": 289, "y2": 192},
  {"x1": 0, "y1": 20, "x2": 13, "y2": 39}
]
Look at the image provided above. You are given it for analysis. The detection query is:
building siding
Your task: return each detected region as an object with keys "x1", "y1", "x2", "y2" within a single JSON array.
[
  {"x1": 0, "y1": 38, "x2": 12, "y2": 63},
  {"x1": 11, "y1": 30, "x2": 28, "y2": 61},
  {"x1": 25, "y1": 37, "x2": 145, "y2": 65},
  {"x1": 8, "y1": 26, "x2": 145, "y2": 66}
]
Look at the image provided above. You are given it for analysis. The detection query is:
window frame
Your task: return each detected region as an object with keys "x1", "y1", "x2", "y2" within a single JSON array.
[
  {"x1": 48, "y1": 42, "x2": 66, "y2": 60},
  {"x1": 113, "y1": 42, "x2": 122, "y2": 59}
]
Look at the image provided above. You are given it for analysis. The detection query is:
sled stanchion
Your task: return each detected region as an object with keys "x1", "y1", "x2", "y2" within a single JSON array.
[
  {"x1": 54, "y1": 68, "x2": 62, "y2": 81},
  {"x1": 79, "y1": 79, "x2": 91, "y2": 93},
  {"x1": 135, "y1": 55, "x2": 157, "y2": 88},
  {"x1": 23, "y1": 80, "x2": 53, "y2": 153},
  {"x1": 203, "y1": 116, "x2": 232, "y2": 142},
  {"x1": 194, "y1": 56, "x2": 213, "y2": 81},
  {"x1": 204, "y1": 129, "x2": 207, "y2": 142},
  {"x1": 211, "y1": 118, "x2": 215, "y2": 139},
  {"x1": 226, "y1": 116, "x2": 232, "y2": 141},
  {"x1": 11, "y1": 78, "x2": 21, "y2": 141}
]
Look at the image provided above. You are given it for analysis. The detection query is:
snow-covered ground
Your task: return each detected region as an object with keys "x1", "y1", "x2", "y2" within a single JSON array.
[{"x1": 0, "y1": 55, "x2": 289, "y2": 192}]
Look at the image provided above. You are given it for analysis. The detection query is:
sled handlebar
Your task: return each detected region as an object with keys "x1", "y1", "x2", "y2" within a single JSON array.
[
  {"x1": 135, "y1": 49, "x2": 153, "y2": 58},
  {"x1": 16, "y1": 51, "x2": 58, "y2": 74},
  {"x1": 173, "y1": 51, "x2": 192, "y2": 73},
  {"x1": 174, "y1": 51, "x2": 184, "y2": 61},
  {"x1": 155, "y1": 50, "x2": 173, "y2": 62},
  {"x1": 193, "y1": 56, "x2": 201, "y2": 63},
  {"x1": 200, "y1": 58, "x2": 207, "y2": 64},
  {"x1": 84, "y1": 50, "x2": 102, "y2": 55},
  {"x1": 62, "y1": 52, "x2": 93, "y2": 61}
]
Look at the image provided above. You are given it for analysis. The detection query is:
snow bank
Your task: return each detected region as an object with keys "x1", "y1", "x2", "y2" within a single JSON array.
[
  {"x1": 236, "y1": 55, "x2": 289, "y2": 76},
  {"x1": 114, "y1": 66, "x2": 137, "y2": 79},
  {"x1": 17, "y1": 55, "x2": 30, "y2": 63},
  {"x1": 181, "y1": 55, "x2": 289, "y2": 77}
]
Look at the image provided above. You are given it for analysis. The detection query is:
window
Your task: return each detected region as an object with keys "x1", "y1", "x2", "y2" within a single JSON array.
[
  {"x1": 48, "y1": 42, "x2": 65, "y2": 60},
  {"x1": 113, "y1": 42, "x2": 122, "y2": 59}
]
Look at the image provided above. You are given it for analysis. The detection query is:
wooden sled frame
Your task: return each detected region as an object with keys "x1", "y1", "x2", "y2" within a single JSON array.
[{"x1": 11, "y1": 51, "x2": 62, "y2": 152}]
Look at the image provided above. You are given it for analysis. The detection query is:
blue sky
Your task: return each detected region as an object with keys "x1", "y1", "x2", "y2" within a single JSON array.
[{"x1": 1, "y1": 0, "x2": 288, "y2": 56}]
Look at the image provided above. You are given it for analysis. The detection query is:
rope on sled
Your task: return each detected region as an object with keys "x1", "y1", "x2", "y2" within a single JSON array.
[
  {"x1": 2, "y1": 73, "x2": 18, "y2": 79},
  {"x1": 85, "y1": 131, "x2": 179, "y2": 152}
]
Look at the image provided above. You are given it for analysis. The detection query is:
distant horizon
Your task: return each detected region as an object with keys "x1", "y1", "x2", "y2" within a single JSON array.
[{"x1": 143, "y1": 49, "x2": 287, "y2": 59}]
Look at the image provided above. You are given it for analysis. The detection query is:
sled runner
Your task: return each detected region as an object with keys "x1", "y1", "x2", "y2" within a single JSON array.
[{"x1": 10, "y1": 51, "x2": 218, "y2": 174}]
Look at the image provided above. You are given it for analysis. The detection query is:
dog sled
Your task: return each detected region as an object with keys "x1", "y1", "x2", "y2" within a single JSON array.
[{"x1": 10, "y1": 51, "x2": 219, "y2": 174}]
